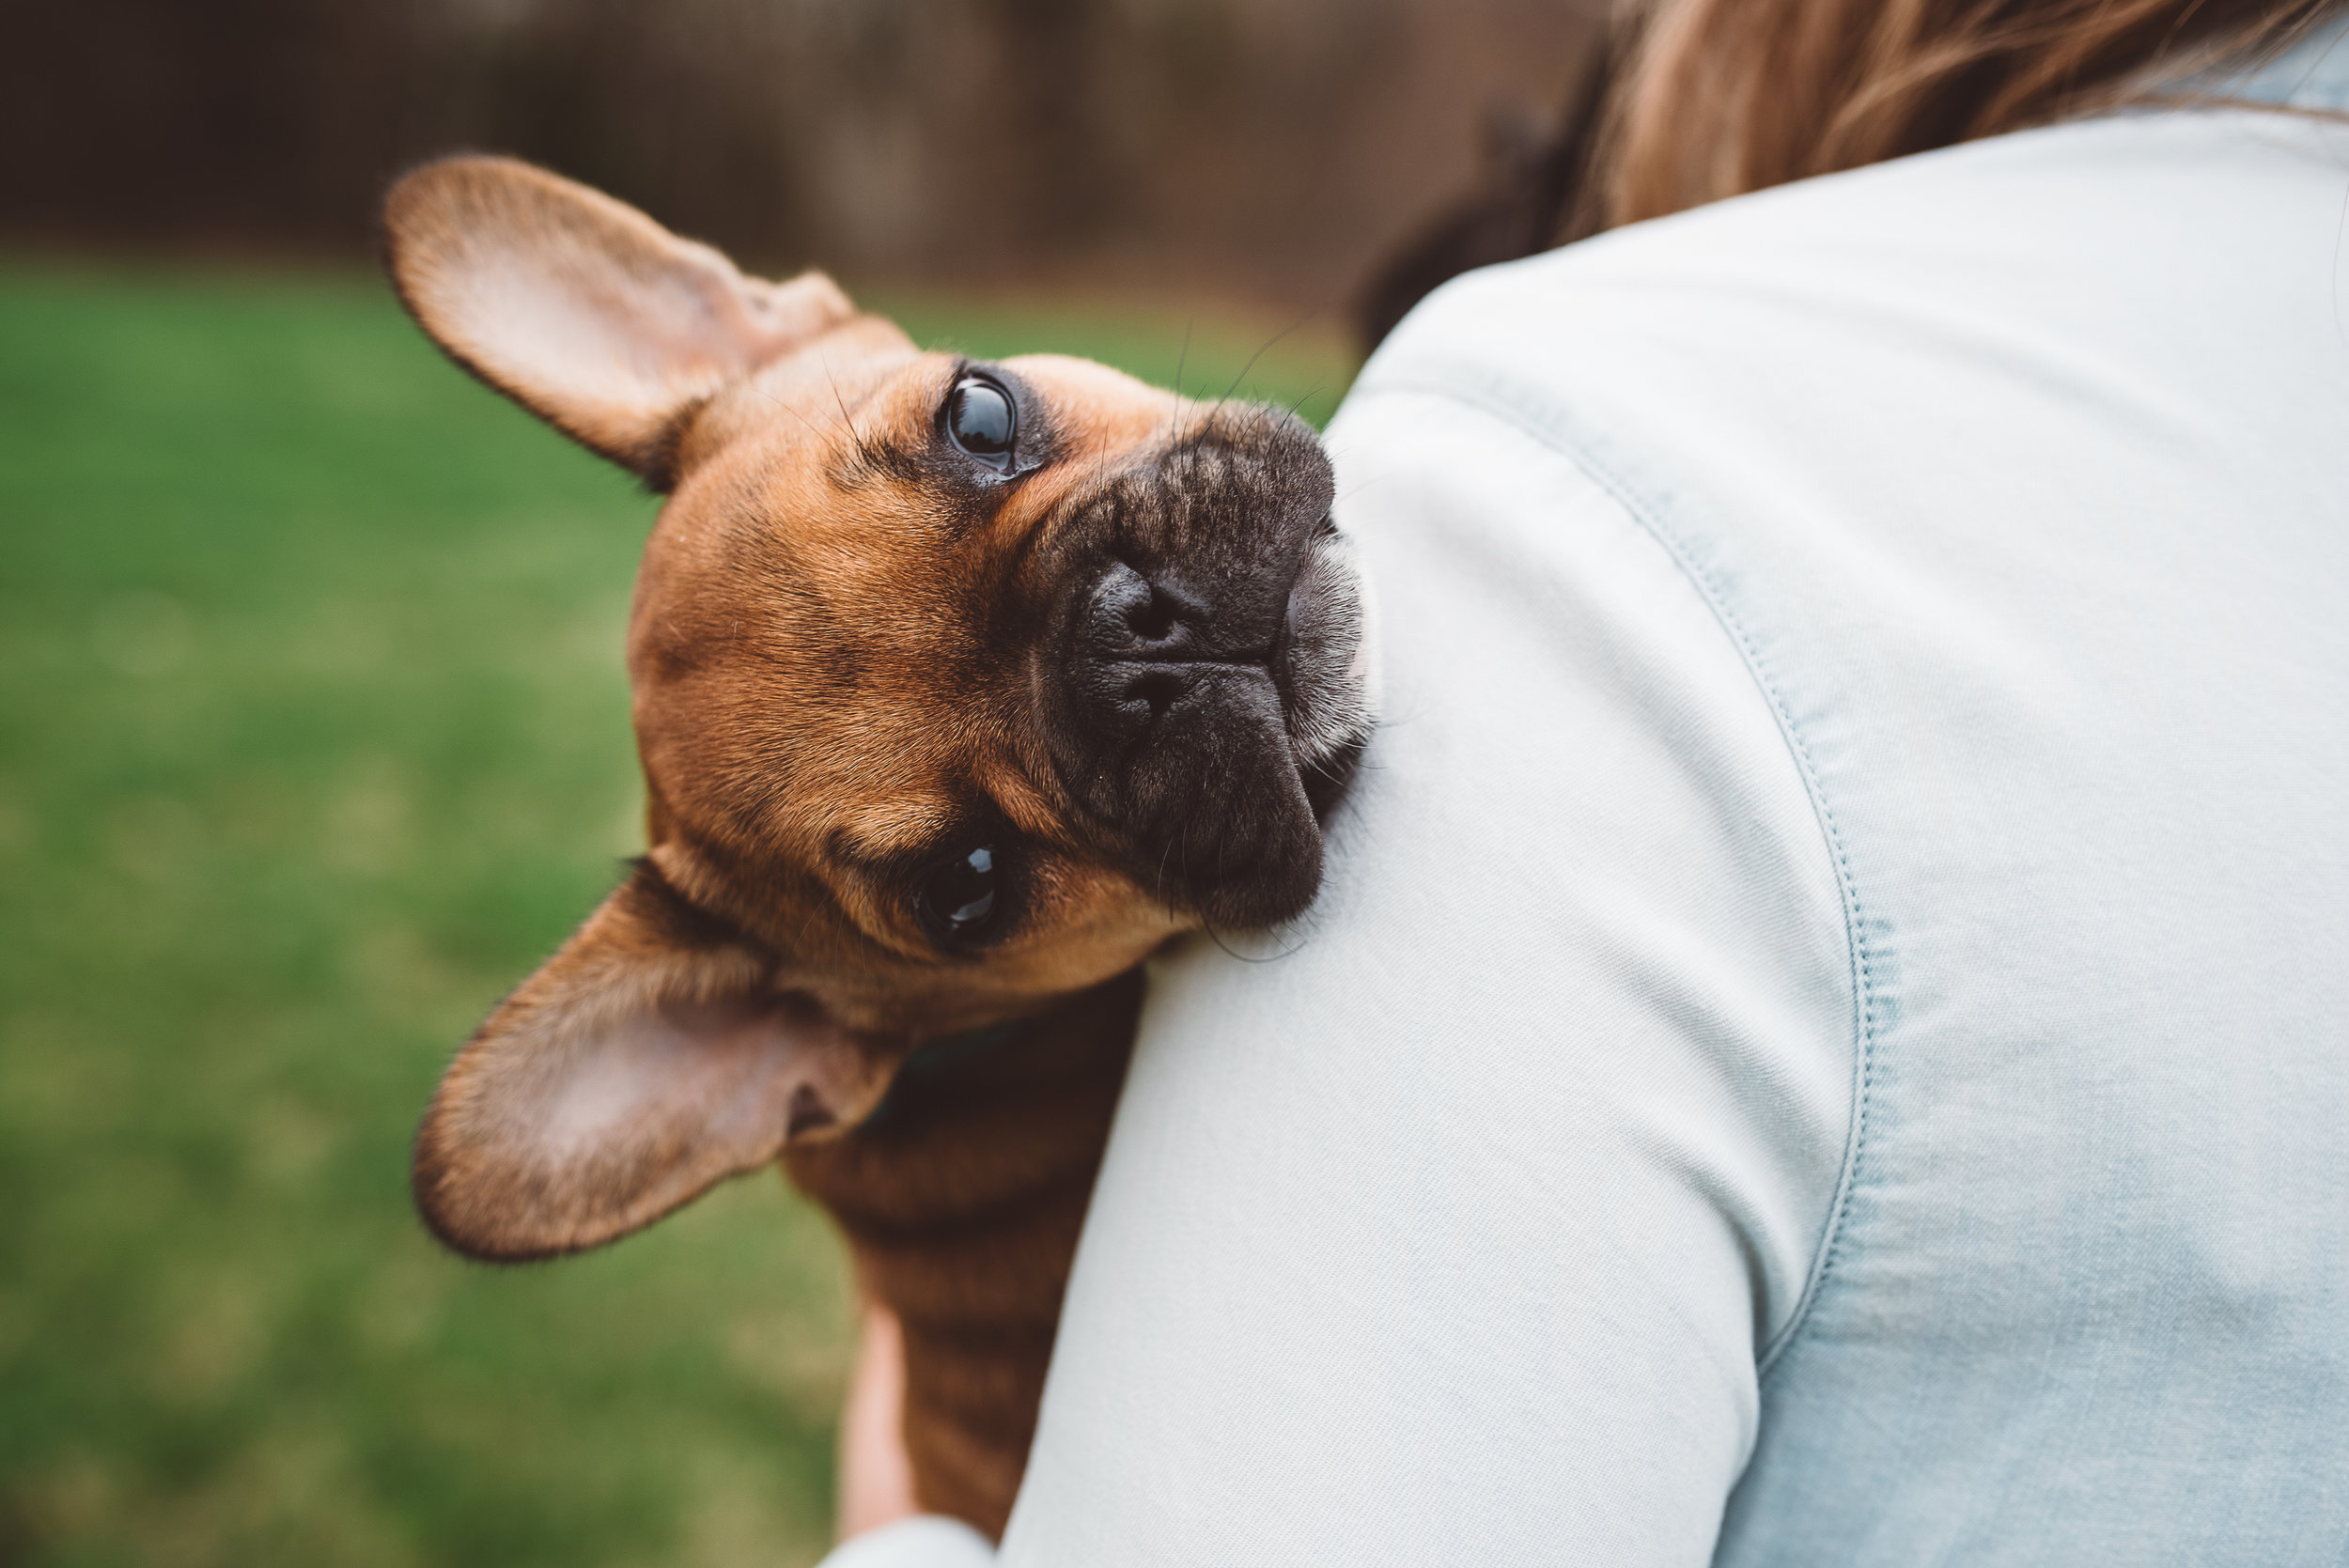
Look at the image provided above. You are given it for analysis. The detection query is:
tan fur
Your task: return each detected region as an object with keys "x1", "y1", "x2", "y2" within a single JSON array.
[{"x1": 382, "y1": 155, "x2": 1328, "y2": 1538}]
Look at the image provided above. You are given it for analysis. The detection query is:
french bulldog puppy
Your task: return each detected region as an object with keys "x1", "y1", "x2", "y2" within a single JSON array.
[{"x1": 383, "y1": 155, "x2": 1375, "y2": 1538}]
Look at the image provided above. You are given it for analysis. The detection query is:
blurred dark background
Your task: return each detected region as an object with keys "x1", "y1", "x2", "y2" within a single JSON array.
[
  {"x1": 3, "y1": 0, "x2": 1599, "y2": 305},
  {"x1": 0, "y1": 5, "x2": 1599, "y2": 1564}
]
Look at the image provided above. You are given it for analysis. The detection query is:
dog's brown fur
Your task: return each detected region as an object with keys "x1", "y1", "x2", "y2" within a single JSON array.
[
  {"x1": 786, "y1": 971, "x2": 1142, "y2": 1533},
  {"x1": 384, "y1": 155, "x2": 1366, "y2": 1540}
]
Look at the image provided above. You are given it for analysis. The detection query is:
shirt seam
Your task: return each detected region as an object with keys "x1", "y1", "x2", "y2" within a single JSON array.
[{"x1": 1345, "y1": 369, "x2": 1877, "y2": 1380}]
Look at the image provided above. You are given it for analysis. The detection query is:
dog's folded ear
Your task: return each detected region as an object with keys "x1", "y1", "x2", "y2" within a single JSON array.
[
  {"x1": 413, "y1": 862, "x2": 900, "y2": 1262},
  {"x1": 381, "y1": 154, "x2": 855, "y2": 488}
]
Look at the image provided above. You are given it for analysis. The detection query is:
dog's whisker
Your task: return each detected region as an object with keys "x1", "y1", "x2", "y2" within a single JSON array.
[
  {"x1": 1215, "y1": 308, "x2": 1319, "y2": 416},
  {"x1": 819, "y1": 352, "x2": 886, "y2": 474},
  {"x1": 752, "y1": 380, "x2": 841, "y2": 450}
]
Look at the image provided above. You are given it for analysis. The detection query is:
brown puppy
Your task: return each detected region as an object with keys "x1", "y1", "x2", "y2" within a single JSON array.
[{"x1": 382, "y1": 157, "x2": 1375, "y2": 1539}]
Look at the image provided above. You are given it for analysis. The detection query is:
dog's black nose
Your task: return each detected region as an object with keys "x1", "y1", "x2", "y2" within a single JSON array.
[{"x1": 1069, "y1": 560, "x2": 1232, "y2": 741}]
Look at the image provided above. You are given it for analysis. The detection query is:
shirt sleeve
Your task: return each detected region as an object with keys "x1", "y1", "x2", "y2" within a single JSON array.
[
  {"x1": 996, "y1": 384, "x2": 1859, "y2": 1565},
  {"x1": 815, "y1": 383, "x2": 1857, "y2": 1568},
  {"x1": 817, "y1": 1517, "x2": 995, "y2": 1568}
]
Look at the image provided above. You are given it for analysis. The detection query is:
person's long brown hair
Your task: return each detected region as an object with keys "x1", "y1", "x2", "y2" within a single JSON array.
[
  {"x1": 1600, "y1": 0, "x2": 2348, "y2": 227},
  {"x1": 1350, "y1": 0, "x2": 2346, "y2": 349}
]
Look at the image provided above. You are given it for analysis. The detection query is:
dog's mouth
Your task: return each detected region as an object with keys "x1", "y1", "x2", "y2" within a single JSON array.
[{"x1": 1038, "y1": 416, "x2": 1374, "y2": 929}]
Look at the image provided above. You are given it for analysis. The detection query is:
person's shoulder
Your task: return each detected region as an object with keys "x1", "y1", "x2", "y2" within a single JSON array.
[
  {"x1": 1372, "y1": 105, "x2": 2326, "y2": 383},
  {"x1": 1346, "y1": 123, "x2": 2045, "y2": 428},
  {"x1": 1350, "y1": 102, "x2": 2339, "y2": 473}
]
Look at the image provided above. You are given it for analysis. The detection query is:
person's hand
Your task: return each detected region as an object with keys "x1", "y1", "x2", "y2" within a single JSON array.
[{"x1": 837, "y1": 1300, "x2": 919, "y2": 1540}]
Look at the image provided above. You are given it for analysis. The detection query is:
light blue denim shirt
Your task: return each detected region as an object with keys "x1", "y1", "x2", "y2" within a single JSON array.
[{"x1": 832, "y1": 28, "x2": 2349, "y2": 1568}]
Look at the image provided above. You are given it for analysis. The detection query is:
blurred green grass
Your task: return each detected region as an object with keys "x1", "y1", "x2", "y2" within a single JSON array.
[{"x1": 0, "y1": 262, "x2": 1354, "y2": 1568}]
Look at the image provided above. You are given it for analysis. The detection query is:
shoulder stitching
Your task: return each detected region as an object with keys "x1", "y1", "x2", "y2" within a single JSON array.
[{"x1": 1345, "y1": 365, "x2": 1878, "y2": 1378}]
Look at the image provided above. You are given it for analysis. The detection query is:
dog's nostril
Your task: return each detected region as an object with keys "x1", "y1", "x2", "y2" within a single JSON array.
[
  {"x1": 1090, "y1": 559, "x2": 1190, "y2": 655},
  {"x1": 1127, "y1": 587, "x2": 1177, "y2": 642},
  {"x1": 1127, "y1": 669, "x2": 1186, "y2": 720}
]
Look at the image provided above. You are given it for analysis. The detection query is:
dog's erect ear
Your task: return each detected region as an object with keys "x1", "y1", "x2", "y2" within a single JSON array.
[
  {"x1": 381, "y1": 154, "x2": 854, "y2": 486},
  {"x1": 413, "y1": 863, "x2": 902, "y2": 1262}
]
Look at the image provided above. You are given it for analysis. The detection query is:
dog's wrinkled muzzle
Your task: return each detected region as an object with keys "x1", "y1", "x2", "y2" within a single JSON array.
[{"x1": 1039, "y1": 409, "x2": 1371, "y2": 928}]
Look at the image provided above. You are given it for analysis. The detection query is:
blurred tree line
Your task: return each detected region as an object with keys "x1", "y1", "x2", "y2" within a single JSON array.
[{"x1": 0, "y1": 0, "x2": 1597, "y2": 305}]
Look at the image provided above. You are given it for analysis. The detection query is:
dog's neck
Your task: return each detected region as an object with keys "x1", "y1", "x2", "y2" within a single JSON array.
[{"x1": 859, "y1": 1017, "x2": 1032, "y2": 1133}]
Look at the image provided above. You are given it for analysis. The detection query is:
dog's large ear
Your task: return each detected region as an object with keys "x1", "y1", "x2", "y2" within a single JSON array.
[
  {"x1": 413, "y1": 862, "x2": 900, "y2": 1262},
  {"x1": 381, "y1": 154, "x2": 854, "y2": 486}
]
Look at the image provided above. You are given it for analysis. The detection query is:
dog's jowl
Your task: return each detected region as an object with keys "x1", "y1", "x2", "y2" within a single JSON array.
[{"x1": 383, "y1": 155, "x2": 1375, "y2": 1539}]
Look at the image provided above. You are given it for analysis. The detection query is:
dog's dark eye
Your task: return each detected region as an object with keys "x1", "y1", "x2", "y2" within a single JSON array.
[
  {"x1": 917, "y1": 844, "x2": 1000, "y2": 947},
  {"x1": 946, "y1": 377, "x2": 1017, "y2": 469}
]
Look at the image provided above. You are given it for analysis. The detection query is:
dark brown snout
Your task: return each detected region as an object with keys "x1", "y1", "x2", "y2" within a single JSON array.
[{"x1": 1039, "y1": 410, "x2": 1356, "y2": 928}]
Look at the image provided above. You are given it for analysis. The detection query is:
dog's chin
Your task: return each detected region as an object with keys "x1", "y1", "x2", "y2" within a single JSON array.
[{"x1": 1276, "y1": 520, "x2": 1377, "y2": 827}]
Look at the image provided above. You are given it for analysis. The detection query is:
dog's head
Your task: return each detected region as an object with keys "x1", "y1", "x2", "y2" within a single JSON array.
[{"x1": 383, "y1": 157, "x2": 1374, "y2": 1260}]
